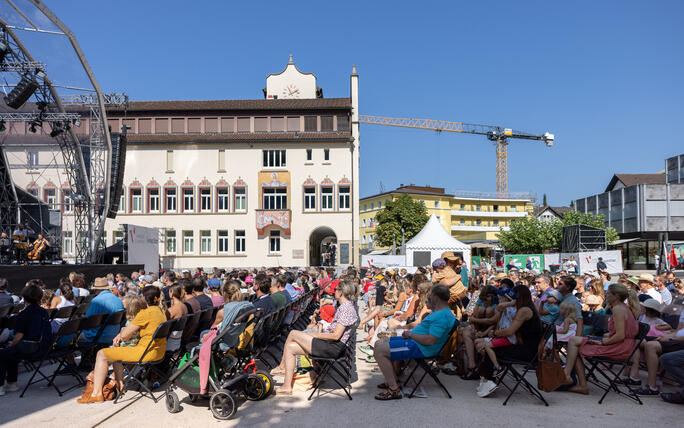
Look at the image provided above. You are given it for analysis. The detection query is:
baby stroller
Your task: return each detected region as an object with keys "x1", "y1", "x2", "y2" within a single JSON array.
[{"x1": 165, "y1": 307, "x2": 268, "y2": 420}]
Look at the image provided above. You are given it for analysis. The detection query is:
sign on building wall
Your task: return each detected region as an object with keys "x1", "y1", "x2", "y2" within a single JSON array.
[
  {"x1": 127, "y1": 224, "x2": 159, "y2": 274},
  {"x1": 292, "y1": 249, "x2": 304, "y2": 259},
  {"x1": 504, "y1": 254, "x2": 545, "y2": 273},
  {"x1": 339, "y1": 243, "x2": 350, "y2": 264}
]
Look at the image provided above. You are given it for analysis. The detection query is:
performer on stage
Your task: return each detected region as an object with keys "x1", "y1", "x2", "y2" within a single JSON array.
[
  {"x1": 27, "y1": 233, "x2": 50, "y2": 264},
  {"x1": 0, "y1": 232, "x2": 10, "y2": 263}
]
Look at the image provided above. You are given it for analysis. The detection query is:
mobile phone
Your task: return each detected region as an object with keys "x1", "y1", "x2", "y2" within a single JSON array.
[{"x1": 588, "y1": 336, "x2": 603, "y2": 342}]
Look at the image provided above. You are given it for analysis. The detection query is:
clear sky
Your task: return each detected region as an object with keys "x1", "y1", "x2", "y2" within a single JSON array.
[{"x1": 26, "y1": 1, "x2": 684, "y2": 205}]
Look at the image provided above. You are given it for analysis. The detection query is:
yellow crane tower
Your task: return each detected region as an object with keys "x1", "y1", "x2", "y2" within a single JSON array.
[{"x1": 359, "y1": 115, "x2": 554, "y2": 195}]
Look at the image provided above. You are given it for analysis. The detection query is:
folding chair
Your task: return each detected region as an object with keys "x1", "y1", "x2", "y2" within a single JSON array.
[
  {"x1": 0, "y1": 304, "x2": 13, "y2": 318},
  {"x1": 180, "y1": 311, "x2": 202, "y2": 351},
  {"x1": 72, "y1": 302, "x2": 91, "y2": 318},
  {"x1": 495, "y1": 322, "x2": 555, "y2": 406},
  {"x1": 20, "y1": 317, "x2": 83, "y2": 397},
  {"x1": 583, "y1": 321, "x2": 650, "y2": 404},
  {"x1": 662, "y1": 313, "x2": 680, "y2": 330},
  {"x1": 308, "y1": 323, "x2": 358, "y2": 401},
  {"x1": 72, "y1": 312, "x2": 108, "y2": 354},
  {"x1": 48, "y1": 305, "x2": 76, "y2": 321},
  {"x1": 400, "y1": 321, "x2": 459, "y2": 399},
  {"x1": 115, "y1": 319, "x2": 175, "y2": 403}
]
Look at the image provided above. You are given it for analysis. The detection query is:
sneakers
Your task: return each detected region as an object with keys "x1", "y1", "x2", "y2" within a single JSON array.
[
  {"x1": 0, "y1": 386, "x2": 5, "y2": 396},
  {"x1": 477, "y1": 380, "x2": 498, "y2": 398},
  {"x1": 359, "y1": 345, "x2": 373, "y2": 355},
  {"x1": 492, "y1": 366, "x2": 506, "y2": 380},
  {"x1": 5, "y1": 383, "x2": 18, "y2": 392},
  {"x1": 634, "y1": 386, "x2": 660, "y2": 396},
  {"x1": 660, "y1": 392, "x2": 684, "y2": 404},
  {"x1": 365, "y1": 355, "x2": 376, "y2": 364},
  {"x1": 615, "y1": 377, "x2": 641, "y2": 386}
]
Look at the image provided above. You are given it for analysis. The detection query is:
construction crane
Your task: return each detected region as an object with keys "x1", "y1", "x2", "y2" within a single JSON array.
[{"x1": 359, "y1": 115, "x2": 554, "y2": 194}]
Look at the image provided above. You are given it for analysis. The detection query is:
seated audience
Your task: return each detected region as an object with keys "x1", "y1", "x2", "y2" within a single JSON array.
[
  {"x1": 373, "y1": 284, "x2": 456, "y2": 400},
  {"x1": 252, "y1": 274, "x2": 276, "y2": 317},
  {"x1": 207, "y1": 278, "x2": 225, "y2": 307}
]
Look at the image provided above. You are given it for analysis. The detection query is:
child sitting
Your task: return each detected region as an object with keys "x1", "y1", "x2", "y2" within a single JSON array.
[
  {"x1": 638, "y1": 299, "x2": 670, "y2": 338},
  {"x1": 119, "y1": 296, "x2": 147, "y2": 347},
  {"x1": 539, "y1": 289, "x2": 561, "y2": 324},
  {"x1": 474, "y1": 298, "x2": 518, "y2": 377},
  {"x1": 545, "y1": 301, "x2": 578, "y2": 350}
]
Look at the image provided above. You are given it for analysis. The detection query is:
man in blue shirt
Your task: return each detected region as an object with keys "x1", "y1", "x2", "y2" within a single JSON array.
[
  {"x1": 82, "y1": 280, "x2": 124, "y2": 344},
  {"x1": 373, "y1": 284, "x2": 456, "y2": 400}
]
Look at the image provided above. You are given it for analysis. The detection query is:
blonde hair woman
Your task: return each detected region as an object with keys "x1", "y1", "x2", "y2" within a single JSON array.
[
  {"x1": 561, "y1": 283, "x2": 640, "y2": 395},
  {"x1": 588, "y1": 279, "x2": 605, "y2": 307}
]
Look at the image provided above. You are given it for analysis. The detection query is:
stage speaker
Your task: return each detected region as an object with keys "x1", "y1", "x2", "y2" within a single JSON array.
[
  {"x1": 4, "y1": 76, "x2": 39, "y2": 109},
  {"x1": 107, "y1": 132, "x2": 127, "y2": 218}
]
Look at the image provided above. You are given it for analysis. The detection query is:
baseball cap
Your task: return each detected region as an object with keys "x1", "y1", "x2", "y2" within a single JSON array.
[{"x1": 207, "y1": 278, "x2": 221, "y2": 289}]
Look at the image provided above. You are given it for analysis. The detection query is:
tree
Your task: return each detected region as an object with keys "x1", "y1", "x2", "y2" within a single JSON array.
[
  {"x1": 542, "y1": 194, "x2": 548, "y2": 206},
  {"x1": 375, "y1": 194, "x2": 429, "y2": 247},
  {"x1": 498, "y1": 211, "x2": 618, "y2": 253}
]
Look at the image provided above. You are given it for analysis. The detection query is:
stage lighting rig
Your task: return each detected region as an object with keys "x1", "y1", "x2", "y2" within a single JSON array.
[
  {"x1": 4, "y1": 74, "x2": 39, "y2": 109},
  {"x1": 49, "y1": 122, "x2": 63, "y2": 137}
]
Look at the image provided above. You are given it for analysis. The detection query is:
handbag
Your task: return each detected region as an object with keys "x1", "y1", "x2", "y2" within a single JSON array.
[
  {"x1": 536, "y1": 328, "x2": 566, "y2": 392},
  {"x1": 82, "y1": 370, "x2": 119, "y2": 401}
]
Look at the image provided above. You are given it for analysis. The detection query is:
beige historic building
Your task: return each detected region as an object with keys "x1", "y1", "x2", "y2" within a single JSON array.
[{"x1": 5, "y1": 57, "x2": 361, "y2": 269}]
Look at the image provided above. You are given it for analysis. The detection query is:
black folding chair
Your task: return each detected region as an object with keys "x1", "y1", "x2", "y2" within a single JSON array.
[
  {"x1": 663, "y1": 313, "x2": 680, "y2": 330},
  {"x1": 20, "y1": 317, "x2": 83, "y2": 397},
  {"x1": 48, "y1": 305, "x2": 76, "y2": 321},
  {"x1": 72, "y1": 302, "x2": 91, "y2": 318},
  {"x1": 583, "y1": 322, "x2": 650, "y2": 404},
  {"x1": 115, "y1": 319, "x2": 175, "y2": 403},
  {"x1": 308, "y1": 323, "x2": 358, "y2": 401},
  {"x1": 495, "y1": 322, "x2": 555, "y2": 406},
  {"x1": 399, "y1": 321, "x2": 459, "y2": 399}
]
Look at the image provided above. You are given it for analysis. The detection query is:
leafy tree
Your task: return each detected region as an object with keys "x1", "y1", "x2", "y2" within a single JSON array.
[
  {"x1": 498, "y1": 211, "x2": 618, "y2": 253},
  {"x1": 375, "y1": 194, "x2": 429, "y2": 247}
]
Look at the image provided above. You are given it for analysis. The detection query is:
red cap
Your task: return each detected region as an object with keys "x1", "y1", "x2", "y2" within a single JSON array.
[{"x1": 320, "y1": 304, "x2": 335, "y2": 323}]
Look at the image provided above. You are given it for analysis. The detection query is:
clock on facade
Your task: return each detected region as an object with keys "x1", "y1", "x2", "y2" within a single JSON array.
[{"x1": 282, "y1": 84, "x2": 300, "y2": 98}]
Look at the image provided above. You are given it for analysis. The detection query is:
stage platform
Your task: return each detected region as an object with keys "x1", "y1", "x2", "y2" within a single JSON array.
[{"x1": 0, "y1": 264, "x2": 144, "y2": 293}]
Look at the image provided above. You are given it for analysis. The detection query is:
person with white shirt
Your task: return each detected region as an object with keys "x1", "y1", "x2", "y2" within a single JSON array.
[
  {"x1": 634, "y1": 273, "x2": 663, "y2": 304},
  {"x1": 655, "y1": 274, "x2": 673, "y2": 305}
]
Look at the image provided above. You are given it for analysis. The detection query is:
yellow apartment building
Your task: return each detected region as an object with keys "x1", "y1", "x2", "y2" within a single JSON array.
[{"x1": 360, "y1": 184, "x2": 534, "y2": 252}]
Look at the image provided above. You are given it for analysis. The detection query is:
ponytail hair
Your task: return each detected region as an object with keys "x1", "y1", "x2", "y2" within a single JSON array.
[
  {"x1": 626, "y1": 289, "x2": 640, "y2": 319},
  {"x1": 59, "y1": 282, "x2": 75, "y2": 302}
]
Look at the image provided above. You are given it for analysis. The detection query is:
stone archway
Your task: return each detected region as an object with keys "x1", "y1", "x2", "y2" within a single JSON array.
[{"x1": 309, "y1": 226, "x2": 337, "y2": 266}]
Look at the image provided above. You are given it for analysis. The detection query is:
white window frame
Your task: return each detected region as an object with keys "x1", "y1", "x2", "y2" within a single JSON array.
[
  {"x1": 27, "y1": 151, "x2": 39, "y2": 169},
  {"x1": 63, "y1": 189, "x2": 73, "y2": 213},
  {"x1": 63, "y1": 231, "x2": 73, "y2": 255},
  {"x1": 235, "y1": 230, "x2": 246, "y2": 253},
  {"x1": 435, "y1": 200, "x2": 440, "y2": 208},
  {"x1": 234, "y1": 187, "x2": 246, "y2": 212},
  {"x1": 321, "y1": 186, "x2": 334, "y2": 211},
  {"x1": 262, "y1": 149, "x2": 286, "y2": 168},
  {"x1": 148, "y1": 188, "x2": 160, "y2": 213},
  {"x1": 218, "y1": 230, "x2": 229, "y2": 253},
  {"x1": 183, "y1": 188, "x2": 194, "y2": 212},
  {"x1": 200, "y1": 187, "x2": 212, "y2": 212},
  {"x1": 511, "y1": 205, "x2": 517, "y2": 212},
  {"x1": 338, "y1": 185, "x2": 350, "y2": 210},
  {"x1": 217, "y1": 187, "x2": 229, "y2": 212},
  {"x1": 263, "y1": 187, "x2": 287, "y2": 210},
  {"x1": 166, "y1": 230, "x2": 176, "y2": 254},
  {"x1": 183, "y1": 230, "x2": 194, "y2": 254},
  {"x1": 200, "y1": 230, "x2": 211, "y2": 254},
  {"x1": 130, "y1": 188, "x2": 142, "y2": 213},
  {"x1": 45, "y1": 189, "x2": 56, "y2": 210},
  {"x1": 165, "y1": 188, "x2": 177, "y2": 213},
  {"x1": 269, "y1": 230, "x2": 281, "y2": 253},
  {"x1": 304, "y1": 186, "x2": 316, "y2": 211}
]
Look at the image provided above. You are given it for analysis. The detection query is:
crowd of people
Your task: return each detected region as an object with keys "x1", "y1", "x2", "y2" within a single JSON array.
[{"x1": 0, "y1": 259, "x2": 683, "y2": 409}]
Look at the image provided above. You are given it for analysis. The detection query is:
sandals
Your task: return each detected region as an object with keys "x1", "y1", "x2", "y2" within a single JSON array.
[
  {"x1": 377, "y1": 383, "x2": 388, "y2": 389},
  {"x1": 634, "y1": 387, "x2": 660, "y2": 396},
  {"x1": 374, "y1": 388, "x2": 402, "y2": 400},
  {"x1": 274, "y1": 387, "x2": 293, "y2": 396},
  {"x1": 460, "y1": 368, "x2": 479, "y2": 380},
  {"x1": 76, "y1": 394, "x2": 104, "y2": 404}
]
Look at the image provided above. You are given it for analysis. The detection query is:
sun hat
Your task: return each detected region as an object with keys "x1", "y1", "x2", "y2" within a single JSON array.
[
  {"x1": 92, "y1": 277, "x2": 109, "y2": 290},
  {"x1": 547, "y1": 289, "x2": 563, "y2": 301},
  {"x1": 640, "y1": 299, "x2": 662, "y2": 313},
  {"x1": 207, "y1": 277, "x2": 221, "y2": 289},
  {"x1": 441, "y1": 251, "x2": 462, "y2": 264},
  {"x1": 181, "y1": 269, "x2": 190, "y2": 274},
  {"x1": 585, "y1": 294, "x2": 601, "y2": 306},
  {"x1": 637, "y1": 273, "x2": 655, "y2": 284},
  {"x1": 320, "y1": 304, "x2": 335, "y2": 323},
  {"x1": 432, "y1": 258, "x2": 446, "y2": 270}
]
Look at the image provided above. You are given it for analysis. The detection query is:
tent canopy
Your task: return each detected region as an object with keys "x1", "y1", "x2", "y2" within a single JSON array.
[
  {"x1": 406, "y1": 214, "x2": 471, "y2": 268},
  {"x1": 406, "y1": 214, "x2": 470, "y2": 251}
]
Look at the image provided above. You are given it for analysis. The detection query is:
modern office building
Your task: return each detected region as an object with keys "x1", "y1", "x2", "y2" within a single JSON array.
[
  {"x1": 573, "y1": 153, "x2": 684, "y2": 270},
  {"x1": 5, "y1": 57, "x2": 361, "y2": 269},
  {"x1": 359, "y1": 184, "x2": 535, "y2": 252}
]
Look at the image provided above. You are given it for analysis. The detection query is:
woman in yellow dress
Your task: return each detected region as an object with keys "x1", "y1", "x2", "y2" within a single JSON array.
[{"x1": 78, "y1": 286, "x2": 167, "y2": 403}]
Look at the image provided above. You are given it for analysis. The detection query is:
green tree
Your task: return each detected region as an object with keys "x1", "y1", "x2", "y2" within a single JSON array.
[
  {"x1": 375, "y1": 194, "x2": 429, "y2": 247},
  {"x1": 542, "y1": 194, "x2": 548, "y2": 206},
  {"x1": 498, "y1": 211, "x2": 619, "y2": 253}
]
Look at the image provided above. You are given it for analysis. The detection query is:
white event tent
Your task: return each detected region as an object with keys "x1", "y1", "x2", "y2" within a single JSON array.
[{"x1": 405, "y1": 213, "x2": 472, "y2": 269}]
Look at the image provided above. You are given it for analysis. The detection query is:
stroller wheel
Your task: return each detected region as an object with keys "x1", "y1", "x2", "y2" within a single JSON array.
[
  {"x1": 165, "y1": 390, "x2": 180, "y2": 413},
  {"x1": 189, "y1": 394, "x2": 199, "y2": 403},
  {"x1": 245, "y1": 374, "x2": 266, "y2": 401},
  {"x1": 209, "y1": 389, "x2": 237, "y2": 420},
  {"x1": 255, "y1": 370, "x2": 274, "y2": 397}
]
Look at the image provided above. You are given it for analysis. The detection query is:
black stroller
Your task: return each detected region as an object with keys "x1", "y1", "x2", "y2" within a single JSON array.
[{"x1": 165, "y1": 307, "x2": 268, "y2": 420}]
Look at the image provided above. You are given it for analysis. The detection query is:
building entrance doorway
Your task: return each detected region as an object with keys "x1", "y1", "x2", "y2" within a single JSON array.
[{"x1": 309, "y1": 227, "x2": 336, "y2": 266}]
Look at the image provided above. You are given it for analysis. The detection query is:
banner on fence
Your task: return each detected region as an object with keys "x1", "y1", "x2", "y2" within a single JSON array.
[{"x1": 504, "y1": 254, "x2": 545, "y2": 273}]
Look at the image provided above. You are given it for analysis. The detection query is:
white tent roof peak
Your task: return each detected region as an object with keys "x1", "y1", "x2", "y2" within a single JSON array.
[{"x1": 406, "y1": 213, "x2": 470, "y2": 251}]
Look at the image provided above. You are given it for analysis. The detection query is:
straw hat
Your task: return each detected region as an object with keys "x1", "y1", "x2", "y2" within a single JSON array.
[
  {"x1": 585, "y1": 294, "x2": 602, "y2": 306},
  {"x1": 441, "y1": 251, "x2": 462, "y2": 264},
  {"x1": 637, "y1": 273, "x2": 655, "y2": 284},
  {"x1": 92, "y1": 277, "x2": 109, "y2": 290}
]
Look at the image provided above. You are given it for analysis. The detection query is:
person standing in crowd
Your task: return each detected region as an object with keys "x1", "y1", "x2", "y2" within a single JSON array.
[
  {"x1": 666, "y1": 272, "x2": 676, "y2": 292},
  {"x1": 596, "y1": 257, "x2": 607, "y2": 272}
]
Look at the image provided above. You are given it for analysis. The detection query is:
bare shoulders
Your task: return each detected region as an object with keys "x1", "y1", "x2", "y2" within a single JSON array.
[{"x1": 515, "y1": 306, "x2": 533, "y2": 321}]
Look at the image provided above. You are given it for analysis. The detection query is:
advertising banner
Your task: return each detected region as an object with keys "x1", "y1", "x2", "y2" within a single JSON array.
[
  {"x1": 576, "y1": 250, "x2": 623, "y2": 274},
  {"x1": 504, "y1": 254, "x2": 545, "y2": 273},
  {"x1": 361, "y1": 255, "x2": 406, "y2": 268},
  {"x1": 127, "y1": 225, "x2": 159, "y2": 274}
]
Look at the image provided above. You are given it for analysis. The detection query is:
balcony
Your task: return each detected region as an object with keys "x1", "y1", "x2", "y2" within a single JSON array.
[
  {"x1": 450, "y1": 210, "x2": 527, "y2": 218},
  {"x1": 451, "y1": 225, "x2": 510, "y2": 232},
  {"x1": 256, "y1": 209, "x2": 291, "y2": 236}
]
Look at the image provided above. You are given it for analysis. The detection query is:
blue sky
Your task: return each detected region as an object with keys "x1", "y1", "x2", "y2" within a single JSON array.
[{"x1": 33, "y1": 1, "x2": 684, "y2": 205}]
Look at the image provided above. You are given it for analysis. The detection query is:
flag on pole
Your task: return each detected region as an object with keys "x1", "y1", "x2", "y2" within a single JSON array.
[
  {"x1": 671, "y1": 245, "x2": 679, "y2": 269},
  {"x1": 663, "y1": 242, "x2": 670, "y2": 271}
]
